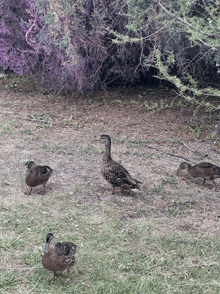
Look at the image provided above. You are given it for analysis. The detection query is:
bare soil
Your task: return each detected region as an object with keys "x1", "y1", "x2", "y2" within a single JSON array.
[{"x1": 1, "y1": 84, "x2": 220, "y2": 237}]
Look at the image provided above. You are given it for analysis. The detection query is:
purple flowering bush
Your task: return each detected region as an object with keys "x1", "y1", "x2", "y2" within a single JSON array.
[
  {"x1": 1, "y1": 0, "x2": 219, "y2": 95},
  {"x1": 0, "y1": 0, "x2": 149, "y2": 92}
]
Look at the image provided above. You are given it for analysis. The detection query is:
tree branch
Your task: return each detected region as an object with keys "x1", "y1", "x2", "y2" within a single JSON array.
[{"x1": 157, "y1": 1, "x2": 217, "y2": 39}]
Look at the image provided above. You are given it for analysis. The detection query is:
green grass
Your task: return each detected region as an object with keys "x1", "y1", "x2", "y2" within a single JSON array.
[
  {"x1": 81, "y1": 144, "x2": 97, "y2": 154},
  {"x1": 22, "y1": 129, "x2": 33, "y2": 135},
  {"x1": 0, "y1": 120, "x2": 18, "y2": 137},
  {"x1": 1, "y1": 195, "x2": 220, "y2": 293},
  {"x1": 43, "y1": 143, "x2": 63, "y2": 153}
]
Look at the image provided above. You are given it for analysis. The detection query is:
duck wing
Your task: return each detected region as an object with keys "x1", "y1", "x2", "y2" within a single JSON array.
[
  {"x1": 36, "y1": 165, "x2": 53, "y2": 175},
  {"x1": 194, "y1": 162, "x2": 220, "y2": 178},
  {"x1": 36, "y1": 165, "x2": 53, "y2": 182},
  {"x1": 196, "y1": 162, "x2": 216, "y2": 169},
  {"x1": 55, "y1": 242, "x2": 77, "y2": 256},
  {"x1": 105, "y1": 161, "x2": 142, "y2": 189}
]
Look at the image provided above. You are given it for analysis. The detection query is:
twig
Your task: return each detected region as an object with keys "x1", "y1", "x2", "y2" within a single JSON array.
[
  {"x1": 25, "y1": 118, "x2": 50, "y2": 124},
  {"x1": 134, "y1": 33, "x2": 144, "y2": 73},
  {"x1": 165, "y1": 277, "x2": 171, "y2": 294},
  {"x1": 191, "y1": 96, "x2": 207, "y2": 120},
  {"x1": 157, "y1": 1, "x2": 218, "y2": 40},
  {"x1": 16, "y1": 117, "x2": 69, "y2": 128},
  {"x1": 151, "y1": 243, "x2": 169, "y2": 257},
  {"x1": 182, "y1": 141, "x2": 208, "y2": 157},
  {"x1": 130, "y1": 141, "x2": 197, "y2": 164},
  {"x1": 182, "y1": 142, "x2": 195, "y2": 153}
]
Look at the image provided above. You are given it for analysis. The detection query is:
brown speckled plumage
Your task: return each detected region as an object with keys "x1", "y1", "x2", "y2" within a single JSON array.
[
  {"x1": 178, "y1": 161, "x2": 220, "y2": 190},
  {"x1": 42, "y1": 233, "x2": 77, "y2": 281},
  {"x1": 25, "y1": 161, "x2": 52, "y2": 195},
  {"x1": 99, "y1": 134, "x2": 142, "y2": 194}
]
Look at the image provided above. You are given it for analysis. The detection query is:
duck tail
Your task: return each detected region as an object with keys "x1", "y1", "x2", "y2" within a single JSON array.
[
  {"x1": 135, "y1": 180, "x2": 142, "y2": 190},
  {"x1": 213, "y1": 166, "x2": 220, "y2": 175},
  {"x1": 45, "y1": 166, "x2": 53, "y2": 174}
]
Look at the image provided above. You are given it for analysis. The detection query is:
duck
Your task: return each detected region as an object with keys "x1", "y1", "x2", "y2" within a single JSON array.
[
  {"x1": 177, "y1": 161, "x2": 220, "y2": 190},
  {"x1": 25, "y1": 161, "x2": 53, "y2": 195},
  {"x1": 42, "y1": 233, "x2": 77, "y2": 281},
  {"x1": 98, "y1": 134, "x2": 142, "y2": 194}
]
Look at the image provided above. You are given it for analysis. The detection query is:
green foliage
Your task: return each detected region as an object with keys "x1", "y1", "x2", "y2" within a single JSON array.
[
  {"x1": 30, "y1": 112, "x2": 51, "y2": 122},
  {"x1": 154, "y1": 50, "x2": 220, "y2": 111},
  {"x1": 130, "y1": 98, "x2": 140, "y2": 105},
  {"x1": 44, "y1": 143, "x2": 63, "y2": 153},
  {"x1": 2, "y1": 75, "x2": 31, "y2": 91},
  {"x1": 162, "y1": 176, "x2": 178, "y2": 187},
  {"x1": 144, "y1": 98, "x2": 173, "y2": 113},
  {"x1": 81, "y1": 144, "x2": 97, "y2": 154},
  {"x1": 112, "y1": 0, "x2": 220, "y2": 112},
  {"x1": 66, "y1": 116, "x2": 78, "y2": 126},
  {"x1": 183, "y1": 123, "x2": 204, "y2": 139},
  {"x1": 114, "y1": 99, "x2": 122, "y2": 104},
  {"x1": 134, "y1": 139, "x2": 151, "y2": 144},
  {"x1": 0, "y1": 272, "x2": 18, "y2": 290},
  {"x1": 22, "y1": 129, "x2": 32, "y2": 135},
  {"x1": 171, "y1": 138, "x2": 181, "y2": 144}
]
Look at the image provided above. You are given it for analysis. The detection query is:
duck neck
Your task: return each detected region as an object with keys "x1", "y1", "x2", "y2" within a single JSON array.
[
  {"x1": 103, "y1": 142, "x2": 111, "y2": 161},
  {"x1": 187, "y1": 163, "x2": 192, "y2": 171}
]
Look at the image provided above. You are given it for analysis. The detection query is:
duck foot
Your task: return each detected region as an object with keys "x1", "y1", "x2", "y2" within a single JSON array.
[
  {"x1": 59, "y1": 270, "x2": 70, "y2": 282},
  {"x1": 24, "y1": 188, "x2": 32, "y2": 195},
  {"x1": 105, "y1": 188, "x2": 127, "y2": 195},
  {"x1": 48, "y1": 272, "x2": 57, "y2": 281},
  {"x1": 211, "y1": 181, "x2": 217, "y2": 191},
  {"x1": 41, "y1": 185, "x2": 46, "y2": 194},
  {"x1": 104, "y1": 190, "x2": 114, "y2": 195},
  {"x1": 104, "y1": 187, "x2": 115, "y2": 195}
]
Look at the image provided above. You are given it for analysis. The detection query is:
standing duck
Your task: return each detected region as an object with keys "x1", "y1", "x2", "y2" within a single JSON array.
[
  {"x1": 25, "y1": 161, "x2": 53, "y2": 195},
  {"x1": 42, "y1": 233, "x2": 77, "y2": 281},
  {"x1": 98, "y1": 134, "x2": 142, "y2": 194},
  {"x1": 177, "y1": 161, "x2": 220, "y2": 190}
]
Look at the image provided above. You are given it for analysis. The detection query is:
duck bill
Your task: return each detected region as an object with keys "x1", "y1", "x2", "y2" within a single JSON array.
[
  {"x1": 44, "y1": 242, "x2": 49, "y2": 253},
  {"x1": 25, "y1": 167, "x2": 29, "y2": 175}
]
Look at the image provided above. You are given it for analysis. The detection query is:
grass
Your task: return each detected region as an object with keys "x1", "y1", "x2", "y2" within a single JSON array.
[
  {"x1": 81, "y1": 144, "x2": 97, "y2": 154},
  {"x1": 1, "y1": 192, "x2": 220, "y2": 293},
  {"x1": 0, "y1": 120, "x2": 19, "y2": 137},
  {"x1": 66, "y1": 116, "x2": 78, "y2": 126},
  {"x1": 30, "y1": 112, "x2": 53, "y2": 122},
  {"x1": 0, "y1": 174, "x2": 218, "y2": 294},
  {"x1": 43, "y1": 143, "x2": 63, "y2": 153},
  {"x1": 150, "y1": 175, "x2": 179, "y2": 196}
]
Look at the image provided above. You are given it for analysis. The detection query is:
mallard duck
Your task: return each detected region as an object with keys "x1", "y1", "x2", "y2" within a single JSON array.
[
  {"x1": 98, "y1": 134, "x2": 142, "y2": 194},
  {"x1": 42, "y1": 233, "x2": 77, "y2": 281},
  {"x1": 25, "y1": 161, "x2": 53, "y2": 195},
  {"x1": 177, "y1": 161, "x2": 220, "y2": 190}
]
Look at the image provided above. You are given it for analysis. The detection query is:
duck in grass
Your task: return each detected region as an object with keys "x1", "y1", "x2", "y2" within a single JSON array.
[
  {"x1": 42, "y1": 233, "x2": 77, "y2": 281},
  {"x1": 25, "y1": 161, "x2": 53, "y2": 195},
  {"x1": 98, "y1": 134, "x2": 142, "y2": 194},
  {"x1": 177, "y1": 161, "x2": 220, "y2": 191}
]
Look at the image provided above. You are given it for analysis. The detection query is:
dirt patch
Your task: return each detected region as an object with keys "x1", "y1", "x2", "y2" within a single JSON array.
[{"x1": 0, "y1": 85, "x2": 220, "y2": 236}]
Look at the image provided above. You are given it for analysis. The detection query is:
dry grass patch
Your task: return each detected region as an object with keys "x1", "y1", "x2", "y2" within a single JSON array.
[{"x1": 1, "y1": 87, "x2": 220, "y2": 292}]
